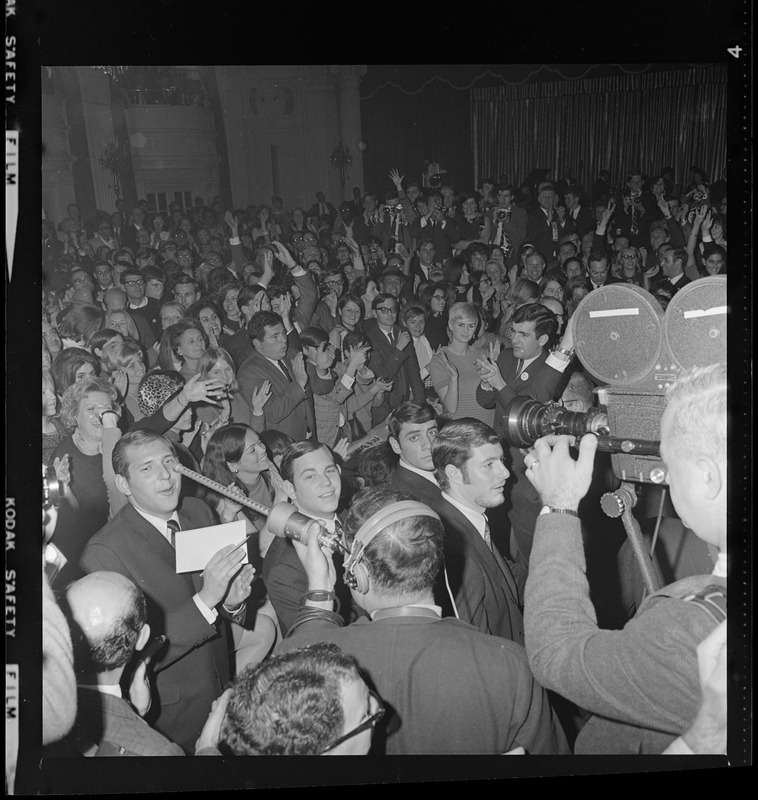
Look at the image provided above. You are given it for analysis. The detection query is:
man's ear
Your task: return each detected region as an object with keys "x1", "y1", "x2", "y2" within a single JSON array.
[
  {"x1": 251, "y1": 337, "x2": 263, "y2": 354},
  {"x1": 538, "y1": 333, "x2": 550, "y2": 350},
  {"x1": 135, "y1": 623, "x2": 151, "y2": 652},
  {"x1": 115, "y1": 474, "x2": 132, "y2": 497},
  {"x1": 283, "y1": 480, "x2": 297, "y2": 502},
  {"x1": 697, "y1": 455, "x2": 723, "y2": 500},
  {"x1": 445, "y1": 464, "x2": 463, "y2": 487},
  {"x1": 389, "y1": 436, "x2": 402, "y2": 457}
]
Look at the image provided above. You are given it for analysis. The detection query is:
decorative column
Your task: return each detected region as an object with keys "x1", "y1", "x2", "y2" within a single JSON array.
[
  {"x1": 300, "y1": 68, "x2": 339, "y2": 207},
  {"x1": 332, "y1": 66, "x2": 367, "y2": 201},
  {"x1": 77, "y1": 67, "x2": 120, "y2": 212}
]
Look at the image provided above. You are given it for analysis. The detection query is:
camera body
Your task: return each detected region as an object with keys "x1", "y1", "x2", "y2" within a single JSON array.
[
  {"x1": 507, "y1": 279, "x2": 727, "y2": 485},
  {"x1": 495, "y1": 207, "x2": 511, "y2": 222}
]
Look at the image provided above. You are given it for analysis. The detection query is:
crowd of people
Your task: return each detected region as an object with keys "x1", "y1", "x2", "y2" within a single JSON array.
[{"x1": 40, "y1": 163, "x2": 728, "y2": 763}]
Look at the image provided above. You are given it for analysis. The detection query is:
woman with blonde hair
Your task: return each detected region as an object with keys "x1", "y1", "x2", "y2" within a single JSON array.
[{"x1": 428, "y1": 301, "x2": 495, "y2": 426}]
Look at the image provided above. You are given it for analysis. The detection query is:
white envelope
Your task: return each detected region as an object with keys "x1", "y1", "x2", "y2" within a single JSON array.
[{"x1": 174, "y1": 520, "x2": 249, "y2": 574}]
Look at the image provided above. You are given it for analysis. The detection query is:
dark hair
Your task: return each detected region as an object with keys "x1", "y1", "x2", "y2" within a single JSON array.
[
  {"x1": 344, "y1": 486, "x2": 444, "y2": 596},
  {"x1": 357, "y1": 443, "x2": 398, "y2": 487},
  {"x1": 338, "y1": 293, "x2": 364, "y2": 324},
  {"x1": 50, "y1": 347, "x2": 101, "y2": 396},
  {"x1": 220, "y1": 642, "x2": 362, "y2": 755},
  {"x1": 342, "y1": 330, "x2": 371, "y2": 354},
  {"x1": 442, "y1": 257, "x2": 465, "y2": 286},
  {"x1": 186, "y1": 299, "x2": 223, "y2": 328},
  {"x1": 463, "y1": 242, "x2": 489, "y2": 265},
  {"x1": 370, "y1": 292, "x2": 398, "y2": 311},
  {"x1": 387, "y1": 401, "x2": 437, "y2": 442},
  {"x1": 280, "y1": 440, "x2": 332, "y2": 484},
  {"x1": 201, "y1": 424, "x2": 259, "y2": 503},
  {"x1": 88, "y1": 328, "x2": 124, "y2": 356},
  {"x1": 511, "y1": 303, "x2": 558, "y2": 343},
  {"x1": 259, "y1": 429, "x2": 295, "y2": 465},
  {"x1": 431, "y1": 418, "x2": 501, "y2": 491},
  {"x1": 158, "y1": 317, "x2": 207, "y2": 368},
  {"x1": 298, "y1": 326, "x2": 329, "y2": 351},
  {"x1": 237, "y1": 283, "x2": 268, "y2": 314},
  {"x1": 112, "y1": 429, "x2": 177, "y2": 479},
  {"x1": 699, "y1": 243, "x2": 727, "y2": 275},
  {"x1": 418, "y1": 282, "x2": 449, "y2": 314},
  {"x1": 248, "y1": 310, "x2": 284, "y2": 343}
]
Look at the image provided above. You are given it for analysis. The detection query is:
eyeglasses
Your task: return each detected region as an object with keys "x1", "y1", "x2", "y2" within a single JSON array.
[
  {"x1": 325, "y1": 280, "x2": 343, "y2": 287},
  {"x1": 124, "y1": 279, "x2": 145, "y2": 287},
  {"x1": 320, "y1": 691, "x2": 385, "y2": 754},
  {"x1": 71, "y1": 277, "x2": 92, "y2": 285},
  {"x1": 376, "y1": 306, "x2": 397, "y2": 314}
]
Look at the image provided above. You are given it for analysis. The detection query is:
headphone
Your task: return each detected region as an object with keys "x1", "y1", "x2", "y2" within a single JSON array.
[{"x1": 343, "y1": 501, "x2": 441, "y2": 595}]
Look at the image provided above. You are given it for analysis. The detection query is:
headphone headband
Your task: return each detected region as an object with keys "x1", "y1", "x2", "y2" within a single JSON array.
[{"x1": 344, "y1": 501, "x2": 441, "y2": 578}]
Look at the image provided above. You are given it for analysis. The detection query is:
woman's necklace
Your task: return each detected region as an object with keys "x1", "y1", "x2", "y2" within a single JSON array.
[{"x1": 73, "y1": 428, "x2": 101, "y2": 455}]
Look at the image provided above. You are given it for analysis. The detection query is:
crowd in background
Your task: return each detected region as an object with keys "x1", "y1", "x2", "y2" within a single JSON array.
[{"x1": 39, "y1": 161, "x2": 728, "y2": 762}]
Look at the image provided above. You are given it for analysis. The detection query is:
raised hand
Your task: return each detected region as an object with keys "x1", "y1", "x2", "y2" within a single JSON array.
[
  {"x1": 251, "y1": 379, "x2": 272, "y2": 415},
  {"x1": 291, "y1": 353, "x2": 309, "y2": 389},
  {"x1": 389, "y1": 168, "x2": 404, "y2": 188},
  {"x1": 488, "y1": 340, "x2": 502, "y2": 362},
  {"x1": 224, "y1": 563, "x2": 256, "y2": 607},
  {"x1": 346, "y1": 345, "x2": 368, "y2": 373},
  {"x1": 198, "y1": 543, "x2": 249, "y2": 609},
  {"x1": 278, "y1": 292, "x2": 293, "y2": 324},
  {"x1": 111, "y1": 369, "x2": 128, "y2": 399},
  {"x1": 700, "y1": 208, "x2": 713, "y2": 235},
  {"x1": 195, "y1": 688, "x2": 232, "y2": 754},
  {"x1": 270, "y1": 240, "x2": 297, "y2": 269},
  {"x1": 52, "y1": 454, "x2": 71, "y2": 485},
  {"x1": 440, "y1": 352, "x2": 458, "y2": 378},
  {"x1": 181, "y1": 373, "x2": 225, "y2": 406},
  {"x1": 267, "y1": 462, "x2": 287, "y2": 504},
  {"x1": 395, "y1": 330, "x2": 411, "y2": 351},
  {"x1": 315, "y1": 343, "x2": 336, "y2": 373},
  {"x1": 290, "y1": 526, "x2": 337, "y2": 592},
  {"x1": 371, "y1": 378, "x2": 393, "y2": 395},
  {"x1": 524, "y1": 433, "x2": 598, "y2": 510},
  {"x1": 333, "y1": 438, "x2": 349, "y2": 460},
  {"x1": 223, "y1": 210, "x2": 239, "y2": 236}
]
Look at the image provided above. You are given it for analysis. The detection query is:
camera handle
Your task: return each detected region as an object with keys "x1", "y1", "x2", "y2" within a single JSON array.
[{"x1": 600, "y1": 483, "x2": 661, "y2": 596}]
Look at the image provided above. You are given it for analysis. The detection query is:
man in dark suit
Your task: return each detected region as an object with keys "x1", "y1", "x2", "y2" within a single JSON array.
[
  {"x1": 80, "y1": 430, "x2": 255, "y2": 752},
  {"x1": 526, "y1": 182, "x2": 571, "y2": 263},
  {"x1": 49, "y1": 571, "x2": 184, "y2": 756},
  {"x1": 364, "y1": 293, "x2": 426, "y2": 426},
  {"x1": 475, "y1": 304, "x2": 574, "y2": 570},
  {"x1": 489, "y1": 184, "x2": 528, "y2": 269},
  {"x1": 588, "y1": 253, "x2": 623, "y2": 291},
  {"x1": 653, "y1": 246, "x2": 691, "y2": 296},
  {"x1": 237, "y1": 310, "x2": 333, "y2": 440},
  {"x1": 278, "y1": 486, "x2": 568, "y2": 755},
  {"x1": 387, "y1": 401, "x2": 441, "y2": 509},
  {"x1": 564, "y1": 189, "x2": 596, "y2": 240},
  {"x1": 409, "y1": 191, "x2": 460, "y2": 263},
  {"x1": 307, "y1": 191, "x2": 338, "y2": 227},
  {"x1": 120, "y1": 206, "x2": 148, "y2": 253},
  {"x1": 431, "y1": 419, "x2": 527, "y2": 643},
  {"x1": 262, "y1": 441, "x2": 353, "y2": 636}
]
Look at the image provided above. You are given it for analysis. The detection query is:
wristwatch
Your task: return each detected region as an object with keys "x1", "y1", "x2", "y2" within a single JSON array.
[{"x1": 539, "y1": 506, "x2": 579, "y2": 517}]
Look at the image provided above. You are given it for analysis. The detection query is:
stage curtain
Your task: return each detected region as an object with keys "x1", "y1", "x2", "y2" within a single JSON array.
[{"x1": 472, "y1": 66, "x2": 727, "y2": 192}]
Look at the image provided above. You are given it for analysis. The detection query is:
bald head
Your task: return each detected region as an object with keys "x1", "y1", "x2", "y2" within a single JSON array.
[
  {"x1": 538, "y1": 297, "x2": 565, "y2": 333},
  {"x1": 65, "y1": 572, "x2": 146, "y2": 674},
  {"x1": 103, "y1": 287, "x2": 127, "y2": 312}
]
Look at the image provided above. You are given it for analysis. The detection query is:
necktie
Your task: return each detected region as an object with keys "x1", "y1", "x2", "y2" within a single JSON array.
[
  {"x1": 166, "y1": 518, "x2": 180, "y2": 549},
  {"x1": 515, "y1": 359, "x2": 524, "y2": 379},
  {"x1": 483, "y1": 520, "x2": 493, "y2": 552},
  {"x1": 320, "y1": 203, "x2": 327, "y2": 217},
  {"x1": 278, "y1": 360, "x2": 292, "y2": 382},
  {"x1": 387, "y1": 330, "x2": 395, "y2": 348},
  {"x1": 333, "y1": 518, "x2": 345, "y2": 548}
]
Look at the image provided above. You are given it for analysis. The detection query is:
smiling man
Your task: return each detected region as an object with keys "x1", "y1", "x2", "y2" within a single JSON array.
[
  {"x1": 262, "y1": 441, "x2": 352, "y2": 636},
  {"x1": 431, "y1": 418, "x2": 527, "y2": 643},
  {"x1": 80, "y1": 430, "x2": 255, "y2": 753}
]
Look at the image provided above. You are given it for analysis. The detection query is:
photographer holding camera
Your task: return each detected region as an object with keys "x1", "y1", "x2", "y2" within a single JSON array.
[
  {"x1": 409, "y1": 190, "x2": 461, "y2": 262},
  {"x1": 522, "y1": 363, "x2": 727, "y2": 754}
]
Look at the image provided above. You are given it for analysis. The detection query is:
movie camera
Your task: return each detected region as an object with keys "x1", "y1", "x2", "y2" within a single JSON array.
[{"x1": 505, "y1": 278, "x2": 727, "y2": 592}]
